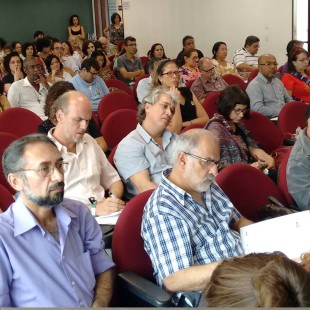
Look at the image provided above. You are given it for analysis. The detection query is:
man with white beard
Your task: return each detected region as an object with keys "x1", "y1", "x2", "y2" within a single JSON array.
[{"x1": 142, "y1": 129, "x2": 252, "y2": 306}]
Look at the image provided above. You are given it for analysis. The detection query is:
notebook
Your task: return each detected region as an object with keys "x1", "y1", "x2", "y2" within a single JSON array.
[{"x1": 240, "y1": 210, "x2": 310, "y2": 262}]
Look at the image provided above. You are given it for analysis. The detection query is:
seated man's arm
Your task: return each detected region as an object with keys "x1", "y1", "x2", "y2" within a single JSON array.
[
  {"x1": 233, "y1": 52, "x2": 256, "y2": 72},
  {"x1": 0, "y1": 240, "x2": 12, "y2": 306},
  {"x1": 7, "y1": 82, "x2": 21, "y2": 107},
  {"x1": 163, "y1": 262, "x2": 220, "y2": 293},
  {"x1": 130, "y1": 169, "x2": 158, "y2": 193},
  {"x1": 231, "y1": 216, "x2": 253, "y2": 233},
  {"x1": 235, "y1": 63, "x2": 257, "y2": 72},
  {"x1": 92, "y1": 268, "x2": 114, "y2": 307},
  {"x1": 117, "y1": 58, "x2": 144, "y2": 80}
]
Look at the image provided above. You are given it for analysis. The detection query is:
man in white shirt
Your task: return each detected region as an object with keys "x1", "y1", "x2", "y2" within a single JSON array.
[
  {"x1": 8, "y1": 57, "x2": 50, "y2": 120},
  {"x1": 48, "y1": 90, "x2": 125, "y2": 216}
]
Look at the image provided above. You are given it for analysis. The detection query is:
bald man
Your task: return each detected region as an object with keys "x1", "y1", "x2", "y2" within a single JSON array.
[{"x1": 246, "y1": 54, "x2": 292, "y2": 118}]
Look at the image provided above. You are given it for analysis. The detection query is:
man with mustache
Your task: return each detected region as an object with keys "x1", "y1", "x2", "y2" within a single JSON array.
[
  {"x1": 116, "y1": 36, "x2": 144, "y2": 86},
  {"x1": 0, "y1": 134, "x2": 114, "y2": 307},
  {"x1": 8, "y1": 56, "x2": 50, "y2": 120},
  {"x1": 48, "y1": 90, "x2": 125, "y2": 216},
  {"x1": 142, "y1": 129, "x2": 252, "y2": 306},
  {"x1": 246, "y1": 54, "x2": 293, "y2": 118}
]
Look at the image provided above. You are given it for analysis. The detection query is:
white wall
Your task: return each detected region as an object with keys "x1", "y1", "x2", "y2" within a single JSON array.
[{"x1": 121, "y1": 0, "x2": 292, "y2": 65}]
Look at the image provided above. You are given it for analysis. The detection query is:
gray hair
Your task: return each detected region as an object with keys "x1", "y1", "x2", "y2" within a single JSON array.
[
  {"x1": 168, "y1": 129, "x2": 218, "y2": 166},
  {"x1": 137, "y1": 86, "x2": 179, "y2": 124},
  {"x1": 2, "y1": 134, "x2": 57, "y2": 178}
]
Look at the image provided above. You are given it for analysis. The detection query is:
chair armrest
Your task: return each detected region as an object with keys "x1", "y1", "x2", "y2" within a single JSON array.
[{"x1": 118, "y1": 271, "x2": 172, "y2": 307}]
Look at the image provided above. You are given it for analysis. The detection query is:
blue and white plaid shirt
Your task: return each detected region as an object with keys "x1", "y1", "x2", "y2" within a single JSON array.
[{"x1": 141, "y1": 168, "x2": 244, "y2": 303}]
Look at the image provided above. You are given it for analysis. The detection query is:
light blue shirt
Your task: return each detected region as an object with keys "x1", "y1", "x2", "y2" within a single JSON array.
[
  {"x1": 246, "y1": 72, "x2": 293, "y2": 118},
  {"x1": 114, "y1": 124, "x2": 176, "y2": 196},
  {"x1": 137, "y1": 76, "x2": 152, "y2": 103},
  {"x1": 0, "y1": 197, "x2": 114, "y2": 307},
  {"x1": 71, "y1": 74, "x2": 109, "y2": 111}
]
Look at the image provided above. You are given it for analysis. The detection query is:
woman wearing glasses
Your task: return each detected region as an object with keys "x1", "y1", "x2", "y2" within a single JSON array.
[
  {"x1": 152, "y1": 59, "x2": 209, "y2": 132},
  {"x1": 205, "y1": 85, "x2": 274, "y2": 171},
  {"x1": 282, "y1": 48, "x2": 310, "y2": 102}
]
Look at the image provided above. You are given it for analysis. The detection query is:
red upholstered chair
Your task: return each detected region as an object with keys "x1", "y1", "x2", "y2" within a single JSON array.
[
  {"x1": 92, "y1": 111, "x2": 100, "y2": 128},
  {"x1": 277, "y1": 147, "x2": 296, "y2": 207},
  {"x1": 112, "y1": 189, "x2": 171, "y2": 306},
  {"x1": 140, "y1": 56, "x2": 149, "y2": 68},
  {"x1": 247, "y1": 69, "x2": 259, "y2": 84},
  {"x1": 201, "y1": 91, "x2": 221, "y2": 118},
  {"x1": 107, "y1": 144, "x2": 118, "y2": 168},
  {"x1": 133, "y1": 73, "x2": 150, "y2": 100},
  {"x1": 277, "y1": 101, "x2": 308, "y2": 136},
  {"x1": 97, "y1": 92, "x2": 138, "y2": 124},
  {"x1": 0, "y1": 107, "x2": 42, "y2": 137},
  {"x1": 104, "y1": 78, "x2": 134, "y2": 97},
  {"x1": 221, "y1": 74, "x2": 247, "y2": 90},
  {"x1": 185, "y1": 79, "x2": 196, "y2": 89},
  {"x1": 100, "y1": 109, "x2": 138, "y2": 149},
  {"x1": 180, "y1": 123, "x2": 204, "y2": 133},
  {"x1": 0, "y1": 183, "x2": 14, "y2": 212},
  {"x1": 243, "y1": 111, "x2": 283, "y2": 154},
  {"x1": 215, "y1": 163, "x2": 287, "y2": 222},
  {"x1": 0, "y1": 132, "x2": 18, "y2": 195}
]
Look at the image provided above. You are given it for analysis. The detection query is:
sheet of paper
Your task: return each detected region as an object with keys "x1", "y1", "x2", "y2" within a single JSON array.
[
  {"x1": 95, "y1": 210, "x2": 122, "y2": 225},
  {"x1": 240, "y1": 211, "x2": 310, "y2": 261}
]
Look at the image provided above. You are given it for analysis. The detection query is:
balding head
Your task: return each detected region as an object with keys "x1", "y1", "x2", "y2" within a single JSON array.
[{"x1": 258, "y1": 54, "x2": 278, "y2": 80}]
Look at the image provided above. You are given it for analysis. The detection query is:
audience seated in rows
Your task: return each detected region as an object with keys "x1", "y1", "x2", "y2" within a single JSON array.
[
  {"x1": 178, "y1": 48, "x2": 201, "y2": 85},
  {"x1": 142, "y1": 129, "x2": 252, "y2": 306},
  {"x1": 116, "y1": 36, "x2": 144, "y2": 86},
  {"x1": 48, "y1": 90, "x2": 124, "y2": 215},
  {"x1": 232, "y1": 35, "x2": 260, "y2": 78},
  {"x1": 91, "y1": 50, "x2": 116, "y2": 81},
  {"x1": 175, "y1": 35, "x2": 204, "y2": 67},
  {"x1": 8, "y1": 56, "x2": 50, "y2": 120},
  {"x1": 71, "y1": 57, "x2": 109, "y2": 112},
  {"x1": 153, "y1": 59, "x2": 208, "y2": 130},
  {"x1": 246, "y1": 54, "x2": 293, "y2": 118},
  {"x1": 287, "y1": 104, "x2": 310, "y2": 210},
  {"x1": 37, "y1": 81, "x2": 107, "y2": 152},
  {"x1": 144, "y1": 43, "x2": 167, "y2": 74},
  {"x1": 21, "y1": 42, "x2": 37, "y2": 60},
  {"x1": 45, "y1": 54, "x2": 73, "y2": 84},
  {"x1": 0, "y1": 134, "x2": 114, "y2": 307},
  {"x1": 205, "y1": 85, "x2": 275, "y2": 171},
  {"x1": 191, "y1": 57, "x2": 228, "y2": 103},
  {"x1": 114, "y1": 87, "x2": 178, "y2": 196}
]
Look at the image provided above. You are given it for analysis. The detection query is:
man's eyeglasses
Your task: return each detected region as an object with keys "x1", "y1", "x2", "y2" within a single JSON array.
[
  {"x1": 14, "y1": 162, "x2": 69, "y2": 178},
  {"x1": 126, "y1": 43, "x2": 137, "y2": 47},
  {"x1": 185, "y1": 152, "x2": 222, "y2": 169},
  {"x1": 202, "y1": 66, "x2": 215, "y2": 73},
  {"x1": 233, "y1": 108, "x2": 250, "y2": 115},
  {"x1": 259, "y1": 63, "x2": 278, "y2": 67},
  {"x1": 87, "y1": 70, "x2": 98, "y2": 77},
  {"x1": 161, "y1": 71, "x2": 179, "y2": 77}
]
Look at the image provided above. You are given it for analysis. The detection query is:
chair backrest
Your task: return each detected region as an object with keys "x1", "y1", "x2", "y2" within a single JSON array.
[
  {"x1": 221, "y1": 74, "x2": 247, "y2": 90},
  {"x1": 247, "y1": 69, "x2": 259, "y2": 84},
  {"x1": 104, "y1": 78, "x2": 134, "y2": 97},
  {"x1": 133, "y1": 73, "x2": 150, "y2": 100},
  {"x1": 277, "y1": 147, "x2": 296, "y2": 206},
  {"x1": 215, "y1": 163, "x2": 286, "y2": 222},
  {"x1": 100, "y1": 109, "x2": 138, "y2": 149},
  {"x1": 277, "y1": 101, "x2": 308, "y2": 136},
  {"x1": 0, "y1": 183, "x2": 14, "y2": 212},
  {"x1": 180, "y1": 123, "x2": 204, "y2": 133},
  {"x1": 97, "y1": 92, "x2": 138, "y2": 124},
  {"x1": 0, "y1": 107, "x2": 43, "y2": 137},
  {"x1": 140, "y1": 56, "x2": 149, "y2": 68},
  {"x1": 201, "y1": 91, "x2": 221, "y2": 118},
  {"x1": 112, "y1": 189, "x2": 154, "y2": 280},
  {"x1": 0, "y1": 132, "x2": 18, "y2": 195},
  {"x1": 107, "y1": 144, "x2": 118, "y2": 168},
  {"x1": 185, "y1": 79, "x2": 196, "y2": 89},
  {"x1": 243, "y1": 111, "x2": 283, "y2": 154}
]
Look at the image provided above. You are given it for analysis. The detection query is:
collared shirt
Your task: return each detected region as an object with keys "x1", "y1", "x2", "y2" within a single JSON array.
[
  {"x1": 190, "y1": 76, "x2": 228, "y2": 101},
  {"x1": 0, "y1": 197, "x2": 114, "y2": 307},
  {"x1": 232, "y1": 47, "x2": 258, "y2": 70},
  {"x1": 71, "y1": 74, "x2": 109, "y2": 112},
  {"x1": 246, "y1": 72, "x2": 293, "y2": 118},
  {"x1": 48, "y1": 131, "x2": 120, "y2": 204},
  {"x1": 7, "y1": 77, "x2": 49, "y2": 120},
  {"x1": 116, "y1": 53, "x2": 144, "y2": 85},
  {"x1": 114, "y1": 124, "x2": 176, "y2": 196},
  {"x1": 137, "y1": 76, "x2": 152, "y2": 103},
  {"x1": 141, "y1": 168, "x2": 243, "y2": 303}
]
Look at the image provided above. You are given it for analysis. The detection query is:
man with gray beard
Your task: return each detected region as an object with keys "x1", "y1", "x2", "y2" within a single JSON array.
[
  {"x1": 141, "y1": 129, "x2": 252, "y2": 306},
  {"x1": 0, "y1": 134, "x2": 114, "y2": 307}
]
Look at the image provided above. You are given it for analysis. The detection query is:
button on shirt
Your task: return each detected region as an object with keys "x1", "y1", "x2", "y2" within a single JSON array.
[
  {"x1": 114, "y1": 124, "x2": 176, "y2": 196},
  {"x1": 246, "y1": 72, "x2": 293, "y2": 118},
  {"x1": 7, "y1": 77, "x2": 49, "y2": 120},
  {"x1": 142, "y1": 168, "x2": 243, "y2": 303},
  {"x1": 48, "y1": 131, "x2": 121, "y2": 205},
  {"x1": 71, "y1": 74, "x2": 109, "y2": 111},
  {"x1": 0, "y1": 197, "x2": 114, "y2": 307}
]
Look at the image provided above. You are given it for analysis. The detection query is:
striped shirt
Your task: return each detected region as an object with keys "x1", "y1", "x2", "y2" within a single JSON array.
[
  {"x1": 232, "y1": 47, "x2": 258, "y2": 70},
  {"x1": 141, "y1": 168, "x2": 243, "y2": 303}
]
